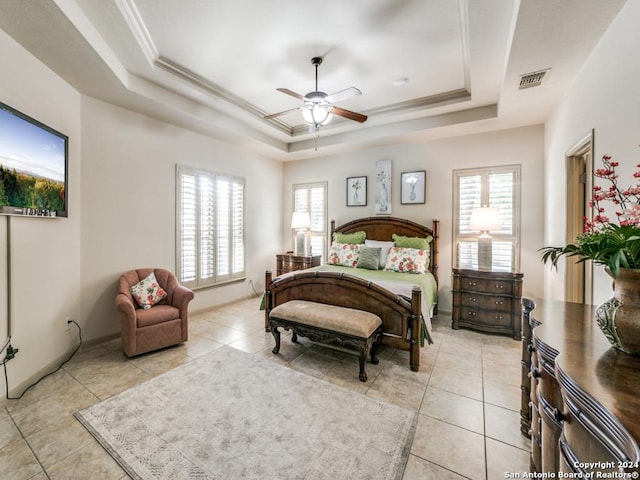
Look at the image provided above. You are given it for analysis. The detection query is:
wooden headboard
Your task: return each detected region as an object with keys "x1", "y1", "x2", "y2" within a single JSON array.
[{"x1": 330, "y1": 217, "x2": 440, "y2": 282}]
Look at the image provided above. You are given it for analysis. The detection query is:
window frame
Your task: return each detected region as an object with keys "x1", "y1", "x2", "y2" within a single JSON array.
[
  {"x1": 176, "y1": 164, "x2": 246, "y2": 289},
  {"x1": 452, "y1": 164, "x2": 521, "y2": 272},
  {"x1": 292, "y1": 181, "x2": 328, "y2": 261}
]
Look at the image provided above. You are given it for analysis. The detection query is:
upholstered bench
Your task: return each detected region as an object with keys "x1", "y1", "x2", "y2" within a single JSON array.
[{"x1": 268, "y1": 300, "x2": 383, "y2": 382}]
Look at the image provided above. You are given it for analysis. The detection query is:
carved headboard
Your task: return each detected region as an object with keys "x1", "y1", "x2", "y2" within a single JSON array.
[{"x1": 330, "y1": 216, "x2": 439, "y2": 283}]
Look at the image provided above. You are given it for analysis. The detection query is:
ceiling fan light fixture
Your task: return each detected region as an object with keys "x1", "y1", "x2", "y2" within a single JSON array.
[{"x1": 302, "y1": 103, "x2": 332, "y2": 127}]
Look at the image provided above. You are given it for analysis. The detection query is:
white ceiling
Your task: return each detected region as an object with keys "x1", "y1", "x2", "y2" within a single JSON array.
[{"x1": 0, "y1": 0, "x2": 627, "y2": 160}]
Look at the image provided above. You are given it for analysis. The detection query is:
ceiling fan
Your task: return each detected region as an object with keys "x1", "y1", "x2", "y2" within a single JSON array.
[{"x1": 264, "y1": 57, "x2": 368, "y2": 129}]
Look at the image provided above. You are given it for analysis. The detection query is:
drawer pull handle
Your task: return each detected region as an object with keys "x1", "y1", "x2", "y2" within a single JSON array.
[
  {"x1": 494, "y1": 315, "x2": 503, "y2": 320},
  {"x1": 527, "y1": 344, "x2": 535, "y2": 353},
  {"x1": 528, "y1": 367, "x2": 541, "y2": 379},
  {"x1": 495, "y1": 300, "x2": 504, "y2": 305},
  {"x1": 469, "y1": 297, "x2": 477, "y2": 302},
  {"x1": 495, "y1": 284, "x2": 504, "y2": 289},
  {"x1": 468, "y1": 281, "x2": 477, "y2": 286},
  {"x1": 552, "y1": 408, "x2": 566, "y2": 422},
  {"x1": 467, "y1": 311, "x2": 476, "y2": 317}
]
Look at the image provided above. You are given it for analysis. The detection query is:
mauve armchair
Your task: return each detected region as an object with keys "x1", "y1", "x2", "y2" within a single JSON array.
[{"x1": 116, "y1": 268, "x2": 195, "y2": 357}]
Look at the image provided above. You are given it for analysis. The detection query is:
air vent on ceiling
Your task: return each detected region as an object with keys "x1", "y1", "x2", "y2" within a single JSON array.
[{"x1": 518, "y1": 69, "x2": 550, "y2": 89}]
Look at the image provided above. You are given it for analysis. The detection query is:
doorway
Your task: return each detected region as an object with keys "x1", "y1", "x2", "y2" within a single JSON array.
[{"x1": 565, "y1": 131, "x2": 594, "y2": 304}]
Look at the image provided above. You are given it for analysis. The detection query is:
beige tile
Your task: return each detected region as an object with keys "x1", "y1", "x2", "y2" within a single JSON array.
[
  {"x1": 229, "y1": 332, "x2": 278, "y2": 354},
  {"x1": 47, "y1": 441, "x2": 126, "y2": 480},
  {"x1": 483, "y1": 378, "x2": 521, "y2": 412},
  {"x1": 428, "y1": 365, "x2": 483, "y2": 401},
  {"x1": 26, "y1": 416, "x2": 95, "y2": 469},
  {"x1": 403, "y1": 454, "x2": 469, "y2": 480},
  {"x1": 485, "y1": 403, "x2": 530, "y2": 451},
  {"x1": 129, "y1": 346, "x2": 193, "y2": 376},
  {"x1": 0, "y1": 408, "x2": 21, "y2": 449},
  {"x1": 4, "y1": 370, "x2": 82, "y2": 412},
  {"x1": 181, "y1": 335, "x2": 224, "y2": 358},
  {"x1": 194, "y1": 322, "x2": 249, "y2": 344},
  {"x1": 419, "y1": 387, "x2": 484, "y2": 434},
  {"x1": 434, "y1": 350, "x2": 483, "y2": 377},
  {"x1": 0, "y1": 438, "x2": 43, "y2": 479},
  {"x1": 71, "y1": 361, "x2": 151, "y2": 400},
  {"x1": 486, "y1": 437, "x2": 530, "y2": 479},
  {"x1": 410, "y1": 415, "x2": 486, "y2": 480},
  {"x1": 9, "y1": 384, "x2": 98, "y2": 437}
]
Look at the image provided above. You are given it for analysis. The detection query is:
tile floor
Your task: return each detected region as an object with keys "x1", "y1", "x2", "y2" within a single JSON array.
[{"x1": 0, "y1": 297, "x2": 530, "y2": 479}]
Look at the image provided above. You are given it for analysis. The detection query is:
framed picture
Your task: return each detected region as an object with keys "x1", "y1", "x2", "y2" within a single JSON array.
[
  {"x1": 401, "y1": 170, "x2": 426, "y2": 204},
  {"x1": 375, "y1": 159, "x2": 392, "y2": 214},
  {"x1": 346, "y1": 176, "x2": 367, "y2": 206}
]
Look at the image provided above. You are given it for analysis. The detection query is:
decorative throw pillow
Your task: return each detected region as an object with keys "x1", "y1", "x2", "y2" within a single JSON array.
[
  {"x1": 356, "y1": 247, "x2": 382, "y2": 270},
  {"x1": 392, "y1": 233, "x2": 433, "y2": 251},
  {"x1": 364, "y1": 239, "x2": 394, "y2": 269},
  {"x1": 332, "y1": 231, "x2": 366, "y2": 245},
  {"x1": 130, "y1": 272, "x2": 167, "y2": 310},
  {"x1": 384, "y1": 247, "x2": 428, "y2": 274},
  {"x1": 327, "y1": 242, "x2": 361, "y2": 267}
]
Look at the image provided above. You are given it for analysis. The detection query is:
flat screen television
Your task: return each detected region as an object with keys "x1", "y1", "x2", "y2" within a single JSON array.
[{"x1": 0, "y1": 101, "x2": 68, "y2": 217}]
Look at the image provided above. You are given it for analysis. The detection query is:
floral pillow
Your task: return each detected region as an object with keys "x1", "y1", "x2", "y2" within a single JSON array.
[
  {"x1": 327, "y1": 242, "x2": 361, "y2": 267},
  {"x1": 130, "y1": 272, "x2": 167, "y2": 310},
  {"x1": 384, "y1": 247, "x2": 428, "y2": 274}
]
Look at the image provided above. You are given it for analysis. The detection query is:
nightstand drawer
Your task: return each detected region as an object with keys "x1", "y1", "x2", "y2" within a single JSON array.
[
  {"x1": 460, "y1": 294, "x2": 511, "y2": 312},
  {"x1": 460, "y1": 277, "x2": 513, "y2": 295}
]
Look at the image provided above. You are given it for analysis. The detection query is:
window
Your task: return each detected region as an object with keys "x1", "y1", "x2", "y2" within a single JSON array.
[
  {"x1": 453, "y1": 165, "x2": 520, "y2": 271},
  {"x1": 176, "y1": 165, "x2": 245, "y2": 288},
  {"x1": 292, "y1": 182, "x2": 327, "y2": 260}
]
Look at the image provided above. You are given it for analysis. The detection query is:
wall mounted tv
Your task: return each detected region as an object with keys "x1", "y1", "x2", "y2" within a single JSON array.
[{"x1": 0, "y1": 101, "x2": 68, "y2": 217}]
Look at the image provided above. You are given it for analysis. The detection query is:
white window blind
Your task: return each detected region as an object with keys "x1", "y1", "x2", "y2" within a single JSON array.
[
  {"x1": 453, "y1": 165, "x2": 520, "y2": 271},
  {"x1": 293, "y1": 182, "x2": 327, "y2": 261},
  {"x1": 176, "y1": 165, "x2": 245, "y2": 288}
]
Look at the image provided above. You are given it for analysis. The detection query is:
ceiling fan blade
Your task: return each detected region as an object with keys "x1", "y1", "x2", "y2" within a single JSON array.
[
  {"x1": 331, "y1": 106, "x2": 368, "y2": 123},
  {"x1": 325, "y1": 87, "x2": 362, "y2": 104},
  {"x1": 277, "y1": 88, "x2": 306, "y2": 101},
  {"x1": 264, "y1": 108, "x2": 300, "y2": 120}
]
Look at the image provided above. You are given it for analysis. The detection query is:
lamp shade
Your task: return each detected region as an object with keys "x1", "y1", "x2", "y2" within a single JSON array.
[
  {"x1": 291, "y1": 211, "x2": 311, "y2": 230},
  {"x1": 469, "y1": 207, "x2": 501, "y2": 232}
]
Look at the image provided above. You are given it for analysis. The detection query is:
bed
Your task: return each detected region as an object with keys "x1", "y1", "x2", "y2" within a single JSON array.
[{"x1": 264, "y1": 216, "x2": 439, "y2": 372}]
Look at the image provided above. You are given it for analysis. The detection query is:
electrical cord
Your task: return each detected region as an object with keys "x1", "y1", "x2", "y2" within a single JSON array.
[
  {"x1": 248, "y1": 279, "x2": 262, "y2": 298},
  {"x1": 3, "y1": 320, "x2": 82, "y2": 400}
]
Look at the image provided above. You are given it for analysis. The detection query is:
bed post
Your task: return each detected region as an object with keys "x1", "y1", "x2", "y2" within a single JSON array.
[
  {"x1": 432, "y1": 219, "x2": 439, "y2": 315},
  {"x1": 264, "y1": 270, "x2": 273, "y2": 332},
  {"x1": 410, "y1": 286, "x2": 422, "y2": 372}
]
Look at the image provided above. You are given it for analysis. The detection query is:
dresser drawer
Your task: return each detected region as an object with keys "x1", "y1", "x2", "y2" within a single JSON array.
[
  {"x1": 459, "y1": 308, "x2": 512, "y2": 327},
  {"x1": 460, "y1": 277, "x2": 514, "y2": 295},
  {"x1": 460, "y1": 294, "x2": 511, "y2": 312}
]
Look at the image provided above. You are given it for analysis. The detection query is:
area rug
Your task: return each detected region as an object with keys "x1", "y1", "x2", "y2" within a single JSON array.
[{"x1": 75, "y1": 346, "x2": 416, "y2": 480}]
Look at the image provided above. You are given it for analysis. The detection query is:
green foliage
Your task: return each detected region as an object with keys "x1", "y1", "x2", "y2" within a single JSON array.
[
  {"x1": 540, "y1": 224, "x2": 640, "y2": 277},
  {"x1": 0, "y1": 164, "x2": 64, "y2": 212}
]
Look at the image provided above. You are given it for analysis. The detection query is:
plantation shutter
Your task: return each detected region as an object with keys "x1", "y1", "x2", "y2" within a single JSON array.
[
  {"x1": 454, "y1": 165, "x2": 520, "y2": 271},
  {"x1": 293, "y1": 182, "x2": 327, "y2": 261},
  {"x1": 176, "y1": 165, "x2": 245, "y2": 288}
]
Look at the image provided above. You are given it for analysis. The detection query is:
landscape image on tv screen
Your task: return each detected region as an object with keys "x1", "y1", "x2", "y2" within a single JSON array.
[{"x1": 0, "y1": 101, "x2": 68, "y2": 217}]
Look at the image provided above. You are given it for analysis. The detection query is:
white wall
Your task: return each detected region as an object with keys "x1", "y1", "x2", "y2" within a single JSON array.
[
  {"x1": 80, "y1": 97, "x2": 282, "y2": 341},
  {"x1": 283, "y1": 125, "x2": 545, "y2": 313},
  {"x1": 544, "y1": 0, "x2": 640, "y2": 305},
  {"x1": 0, "y1": 29, "x2": 82, "y2": 397}
]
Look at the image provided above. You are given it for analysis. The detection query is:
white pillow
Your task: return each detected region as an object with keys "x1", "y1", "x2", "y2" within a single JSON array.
[
  {"x1": 130, "y1": 272, "x2": 167, "y2": 310},
  {"x1": 364, "y1": 239, "x2": 394, "y2": 269}
]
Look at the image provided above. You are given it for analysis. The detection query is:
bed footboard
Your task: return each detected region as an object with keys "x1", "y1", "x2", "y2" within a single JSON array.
[{"x1": 264, "y1": 269, "x2": 423, "y2": 371}]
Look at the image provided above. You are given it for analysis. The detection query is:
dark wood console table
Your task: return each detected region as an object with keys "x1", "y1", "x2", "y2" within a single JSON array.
[{"x1": 522, "y1": 298, "x2": 640, "y2": 476}]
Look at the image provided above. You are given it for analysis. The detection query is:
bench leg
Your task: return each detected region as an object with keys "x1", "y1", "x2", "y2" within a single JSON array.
[
  {"x1": 270, "y1": 325, "x2": 281, "y2": 354},
  {"x1": 370, "y1": 343, "x2": 380, "y2": 365},
  {"x1": 291, "y1": 331, "x2": 298, "y2": 343},
  {"x1": 359, "y1": 350, "x2": 367, "y2": 382}
]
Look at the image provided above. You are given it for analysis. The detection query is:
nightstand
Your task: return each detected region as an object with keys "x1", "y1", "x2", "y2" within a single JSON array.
[
  {"x1": 276, "y1": 253, "x2": 321, "y2": 276},
  {"x1": 452, "y1": 268, "x2": 523, "y2": 339}
]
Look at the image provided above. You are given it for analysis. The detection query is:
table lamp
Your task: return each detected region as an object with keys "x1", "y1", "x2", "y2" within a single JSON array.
[
  {"x1": 291, "y1": 211, "x2": 311, "y2": 256},
  {"x1": 469, "y1": 206, "x2": 501, "y2": 270}
]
